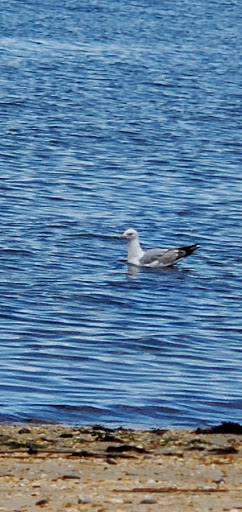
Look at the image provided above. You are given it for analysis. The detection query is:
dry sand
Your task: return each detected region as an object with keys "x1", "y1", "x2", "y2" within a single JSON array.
[{"x1": 0, "y1": 423, "x2": 241, "y2": 512}]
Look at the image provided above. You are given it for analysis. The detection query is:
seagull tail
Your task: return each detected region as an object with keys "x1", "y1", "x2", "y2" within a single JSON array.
[{"x1": 179, "y1": 243, "x2": 199, "y2": 258}]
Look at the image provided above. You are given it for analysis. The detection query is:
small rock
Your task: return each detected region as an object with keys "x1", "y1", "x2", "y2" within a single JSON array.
[
  {"x1": 209, "y1": 446, "x2": 238, "y2": 455},
  {"x1": 62, "y1": 474, "x2": 81, "y2": 480},
  {"x1": 106, "y1": 457, "x2": 117, "y2": 464},
  {"x1": 36, "y1": 498, "x2": 48, "y2": 506},
  {"x1": 78, "y1": 496, "x2": 92, "y2": 504},
  {"x1": 140, "y1": 498, "x2": 157, "y2": 504},
  {"x1": 27, "y1": 442, "x2": 38, "y2": 454},
  {"x1": 59, "y1": 432, "x2": 74, "y2": 438},
  {"x1": 213, "y1": 478, "x2": 225, "y2": 484},
  {"x1": 195, "y1": 422, "x2": 242, "y2": 435},
  {"x1": 18, "y1": 427, "x2": 31, "y2": 434},
  {"x1": 106, "y1": 444, "x2": 147, "y2": 454}
]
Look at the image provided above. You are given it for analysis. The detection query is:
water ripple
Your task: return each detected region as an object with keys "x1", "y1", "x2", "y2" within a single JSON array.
[{"x1": 0, "y1": 0, "x2": 241, "y2": 427}]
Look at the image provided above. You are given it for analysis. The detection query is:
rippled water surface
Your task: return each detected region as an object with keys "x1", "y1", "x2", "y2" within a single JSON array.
[{"x1": 0, "y1": 0, "x2": 241, "y2": 427}]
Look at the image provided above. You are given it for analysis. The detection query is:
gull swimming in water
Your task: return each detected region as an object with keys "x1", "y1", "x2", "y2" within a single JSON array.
[{"x1": 119, "y1": 228, "x2": 198, "y2": 268}]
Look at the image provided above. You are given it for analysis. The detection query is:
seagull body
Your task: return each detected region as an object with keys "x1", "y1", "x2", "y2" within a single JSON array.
[{"x1": 119, "y1": 228, "x2": 198, "y2": 268}]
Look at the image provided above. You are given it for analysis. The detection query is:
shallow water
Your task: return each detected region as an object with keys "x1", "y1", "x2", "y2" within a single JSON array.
[{"x1": 0, "y1": 0, "x2": 241, "y2": 427}]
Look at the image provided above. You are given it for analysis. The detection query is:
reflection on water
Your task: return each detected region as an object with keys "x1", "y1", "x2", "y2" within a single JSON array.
[{"x1": 125, "y1": 263, "x2": 185, "y2": 279}]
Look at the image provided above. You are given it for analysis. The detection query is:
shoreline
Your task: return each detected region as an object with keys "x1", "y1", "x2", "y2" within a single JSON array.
[{"x1": 0, "y1": 422, "x2": 241, "y2": 511}]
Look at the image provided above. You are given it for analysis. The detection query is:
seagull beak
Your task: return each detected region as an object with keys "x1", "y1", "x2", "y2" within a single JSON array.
[{"x1": 118, "y1": 233, "x2": 126, "y2": 239}]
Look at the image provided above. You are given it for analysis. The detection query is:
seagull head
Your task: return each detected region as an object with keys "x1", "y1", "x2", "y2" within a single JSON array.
[{"x1": 119, "y1": 228, "x2": 139, "y2": 241}]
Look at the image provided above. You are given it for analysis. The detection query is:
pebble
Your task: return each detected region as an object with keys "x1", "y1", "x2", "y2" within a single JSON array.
[
  {"x1": 140, "y1": 498, "x2": 157, "y2": 504},
  {"x1": 18, "y1": 428, "x2": 31, "y2": 434},
  {"x1": 62, "y1": 474, "x2": 81, "y2": 480},
  {"x1": 106, "y1": 457, "x2": 117, "y2": 464},
  {"x1": 78, "y1": 497, "x2": 92, "y2": 504},
  {"x1": 36, "y1": 498, "x2": 48, "y2": 506}
]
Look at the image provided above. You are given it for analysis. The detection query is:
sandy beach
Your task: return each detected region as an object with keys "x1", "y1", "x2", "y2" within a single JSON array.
[{"x1": 0, "y1": 423, "x2": 241, "y2": 512}]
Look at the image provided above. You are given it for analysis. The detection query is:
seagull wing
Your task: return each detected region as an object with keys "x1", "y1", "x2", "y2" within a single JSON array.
[
  {"x1": 139, "y1": 244, "x2": 198, "y2": 267},
  {"x1": 139, "y1": 248, "x2": 168, "y2": 267},
  {"x1": 157, "y1": 248, "x2": 185, "y2": 266}
]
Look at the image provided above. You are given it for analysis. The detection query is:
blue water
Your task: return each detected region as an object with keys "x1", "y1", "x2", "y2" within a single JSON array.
[{"x1": 0, "y1": 0, "x2": 241, "y2": 428}]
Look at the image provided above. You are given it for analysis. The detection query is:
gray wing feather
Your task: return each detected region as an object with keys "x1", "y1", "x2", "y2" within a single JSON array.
[
  {"x1": 157, "y1": 248, "x2": 182, "y2": 266},
  {"x1": 139, "y1": 248, "x2": 167, "y2": 266},
  {"x1": 140, "y1": 248, "x2": 183, "y2": 267}
]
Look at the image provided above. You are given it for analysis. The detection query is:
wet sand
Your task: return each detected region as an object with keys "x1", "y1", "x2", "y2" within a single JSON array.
[{"x1": 0, "y1": 423, "x2": 241, "y2": 512}]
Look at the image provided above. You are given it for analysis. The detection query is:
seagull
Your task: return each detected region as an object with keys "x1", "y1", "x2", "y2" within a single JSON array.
[{"x1": 119, "y1": 228, "x2": 198, "y2": 268}]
